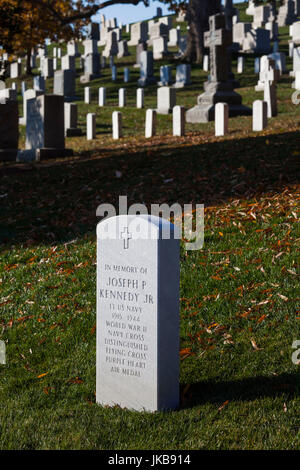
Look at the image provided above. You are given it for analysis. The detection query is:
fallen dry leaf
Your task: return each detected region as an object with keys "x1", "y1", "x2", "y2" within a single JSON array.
[
  {"x1": 218, "y1": 400, "x2": 229, "y2": 412},
  {"x1": 251, "y1": 338, "x2": 263, "y2": 351},
  {"x1": 37, "y1": 372, "x2": 48, "y2": 379}
]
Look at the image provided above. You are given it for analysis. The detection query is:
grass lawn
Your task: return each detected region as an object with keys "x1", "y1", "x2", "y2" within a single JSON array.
[{"x1": 0, "y1": 4, "x2": 300, "y2": 450}]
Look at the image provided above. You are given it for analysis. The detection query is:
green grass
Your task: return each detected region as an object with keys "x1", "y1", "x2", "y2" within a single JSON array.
[{"x1": 0, "y1": 3, "x2": 300, "y2": 450}]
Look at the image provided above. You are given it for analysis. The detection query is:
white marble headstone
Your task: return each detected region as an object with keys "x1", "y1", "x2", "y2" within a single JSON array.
[
  {"x1": 118, "y1": 88, "x2": 126, "y2": 107},
  {"x1": 145, "y1": 109, "x2": 156, "y2": 138},
  {"x1": 136, "y1": 88, "x2": 144, "y2": 109},
  {"x1": 215, "y1": 102, "x2": 229, "y2": 136},
  {"x1": 112, "y1": 111, "x2": 122, "y2": 139},
  {"x1": 98, "y1": 87, "x2": 106, "y2": 106},
  {"x1": 173, "y1": 105, "x2": 185, "y2": 137},
  {"x1": 96, "y1": 215, "x2": 180, "y2": 412},
  {"x1": 252, "y1": 100, "x2": 268, "y2": 131},
  {"x1": 87, "y1": 113, "x2": 96, "y2": 140},
  {"x1": 0, "y1": 340, "x2": 6, "y2": 364}
]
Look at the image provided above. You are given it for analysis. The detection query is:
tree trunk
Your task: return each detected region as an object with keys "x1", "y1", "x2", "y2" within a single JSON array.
[
  {"x1": 26, "y1": 49, "x2": 32, "y2": 75},
  {"x1": 182, "y1": 0, "x2": 222, "y2": 64},
  {"x1": 270, "y1": 0, "x2": 277, "y2": 19}
]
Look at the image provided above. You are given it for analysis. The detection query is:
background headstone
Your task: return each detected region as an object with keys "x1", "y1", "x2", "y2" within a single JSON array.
[
  {"x1": 53, "y1": 69, "x2": 76, "y2": 101},
  {"x1": 87, "y1": 112, "x2": 96, "y2": 140},
  {"x1": 112, "y1": 111, "x2": 122, "y2": 139},
  {"x1": 138, "y1": 51, "x2": 156, "y2": 86},
  {"x1": 0, "y1": 99, "x2": 19, "y2": 162},
  {"x1": 145, "y1": 109, "x2": 156, "y2": 138},
  {"x1": 187, "y1": 14, "x2": 251, "y2": 123},
  {"x1": 136, "y1": 88, "x2": 144, "y2": 108},
  {"x1": 99, "y1": 87, "x2": 106, "y2": 106},
  {"x1": 215, "y1": 102, "x2": 229, "y2": 136},
  {"x1": 119, "y1": 88, "x2": 126, "y2": 107},
  {"x1": 156, "y1": 86, "x2": 176, "y2": 114},
  {"x1": 159, "y1": 65, "x2": 172, "y2": 86},
  {"x1": 173, "y1": 105, "x2": 185, "y2": 136},
  {"x1": 19, "y1": 89, "x2": 43, "y2": 126},
  {"x1": 252, "y1": 100, "x2": 268, "y2": 131},
  {"x1": 25, "y1": 94, "x2": 72, "y2": 159},
  {"x1": 174, "y1": 64, "x2": 191, "y2": 88},
  {"x1": 64, "y1": 103, "x2": 82, "y2": 137}
]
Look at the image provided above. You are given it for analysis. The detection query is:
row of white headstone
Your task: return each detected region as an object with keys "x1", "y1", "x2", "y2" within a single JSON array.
[
  {"x1": 215, "y1": 98, "x2": 270, "y2": 137},
  {"x1": 86, "y1": 86, "x2": 275, "y2": 142},
  {"x1": 84, "y1": 87, "x2": 144, "y2": 107},
  {"x1": 84, "y1": 86, "x2": 175, "y2": 111},
  {"x1": 86, "y1": 105, "x2": 186, "y2": 141}
]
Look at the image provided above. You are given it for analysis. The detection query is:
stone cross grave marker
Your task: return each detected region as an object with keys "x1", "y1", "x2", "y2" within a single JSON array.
[
  {"x1": 186, "y1": 14, "x2": 251, "y2": 123},
  {"x1": 204, "y1": 15, "x2": 232, "y2": 83}
]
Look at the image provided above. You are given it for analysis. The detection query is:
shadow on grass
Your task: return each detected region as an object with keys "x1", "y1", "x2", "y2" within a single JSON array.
[
  {"x1": 180, "y1": 372, "x2": 300, "y2": 409},
  {"x1": 0, "y1": 130, "x2": 299, "y2": 248}
]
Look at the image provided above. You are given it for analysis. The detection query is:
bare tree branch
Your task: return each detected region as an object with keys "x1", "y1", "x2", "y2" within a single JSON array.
[{"x1": 32, "y1": 0, "x2": 148, "y2": 26}]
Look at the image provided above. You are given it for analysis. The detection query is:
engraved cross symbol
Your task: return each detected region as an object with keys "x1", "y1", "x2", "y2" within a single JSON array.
[{"x1": 121, "y1": 227, "x2": 132, "y2": 250}]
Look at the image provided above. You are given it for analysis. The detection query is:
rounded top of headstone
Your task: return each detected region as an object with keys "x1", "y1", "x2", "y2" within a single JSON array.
[{"x1": 97, "y1": 214, "x2": 180, "y2": 241}]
